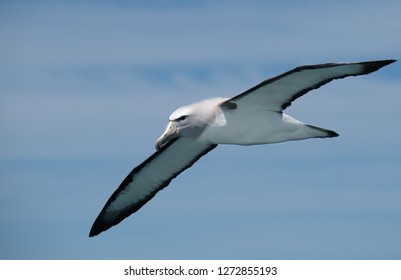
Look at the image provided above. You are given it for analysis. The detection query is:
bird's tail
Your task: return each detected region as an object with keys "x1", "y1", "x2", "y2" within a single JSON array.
[{"x1": 305, "y1": 124, "x2": 339, "y2": 138}]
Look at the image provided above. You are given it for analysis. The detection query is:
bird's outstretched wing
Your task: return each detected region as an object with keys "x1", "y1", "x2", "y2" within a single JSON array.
[
  {"x1": 89, "y1": 138, "x2": 217, "y2": 237},
  {"x1": 223, "y1": 60, "x2": 395, "y2": 111}
]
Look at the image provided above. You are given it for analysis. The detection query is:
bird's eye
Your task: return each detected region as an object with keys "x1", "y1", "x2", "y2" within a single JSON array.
[{"x1": 176, "y1": 115, "x2": 187, "y2": 122}]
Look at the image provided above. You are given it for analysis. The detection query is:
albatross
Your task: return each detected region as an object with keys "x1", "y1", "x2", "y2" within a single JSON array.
[{"x1": 89, "y1": 60, "x2": 395, "y2": 237}]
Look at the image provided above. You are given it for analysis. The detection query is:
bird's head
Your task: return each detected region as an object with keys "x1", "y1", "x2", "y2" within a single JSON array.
[{"x1": 155, "y1": 98, "x2": 228, "y2": 150}]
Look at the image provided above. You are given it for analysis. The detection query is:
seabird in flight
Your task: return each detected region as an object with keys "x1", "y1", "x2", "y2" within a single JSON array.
[{"x1": 89, "y1": 60, "x2": 395, "y2": 237}]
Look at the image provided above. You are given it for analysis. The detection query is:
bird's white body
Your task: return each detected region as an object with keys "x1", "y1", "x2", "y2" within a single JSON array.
[{"x1": 193, "y1": 97, "x2": 331, "y2": 145}]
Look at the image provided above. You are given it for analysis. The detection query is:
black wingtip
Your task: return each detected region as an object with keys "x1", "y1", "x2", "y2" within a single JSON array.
[
  {"x1": 89, "y1": 211, "x2": 118, "y2": 237},
  {"x1": 89, "y1": 222, "x2": 102, "y2": 237},
  {"x1": 361, "y1": 59, "x2": 396, "y2": 74},
  {"x1": 89, "y1": 211, "x2": 111, "y2": 237},
  {"x1": 89, "y1": 228, "x2": 97, "y2": 237},
  {"x1": 89, "y1": 233, "x2": 98, "y2": 238}
]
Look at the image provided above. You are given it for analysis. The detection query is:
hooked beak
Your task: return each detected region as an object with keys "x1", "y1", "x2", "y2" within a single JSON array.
[{"x1": 155, "y1": 121, "x2": 178, "y2": 151}]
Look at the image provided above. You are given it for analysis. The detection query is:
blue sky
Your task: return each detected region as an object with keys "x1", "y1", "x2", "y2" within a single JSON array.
[{"x1": 1, "y1": 0, "x2": 400, "y2": 259}]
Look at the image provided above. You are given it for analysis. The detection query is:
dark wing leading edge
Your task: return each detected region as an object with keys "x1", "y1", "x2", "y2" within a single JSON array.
[
  {"x1": 89, "y1": 138, "x2": 217, "y2": 237},
  {"x1": 222, "y1": 60, "x2": 395, "y2": 112}
]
